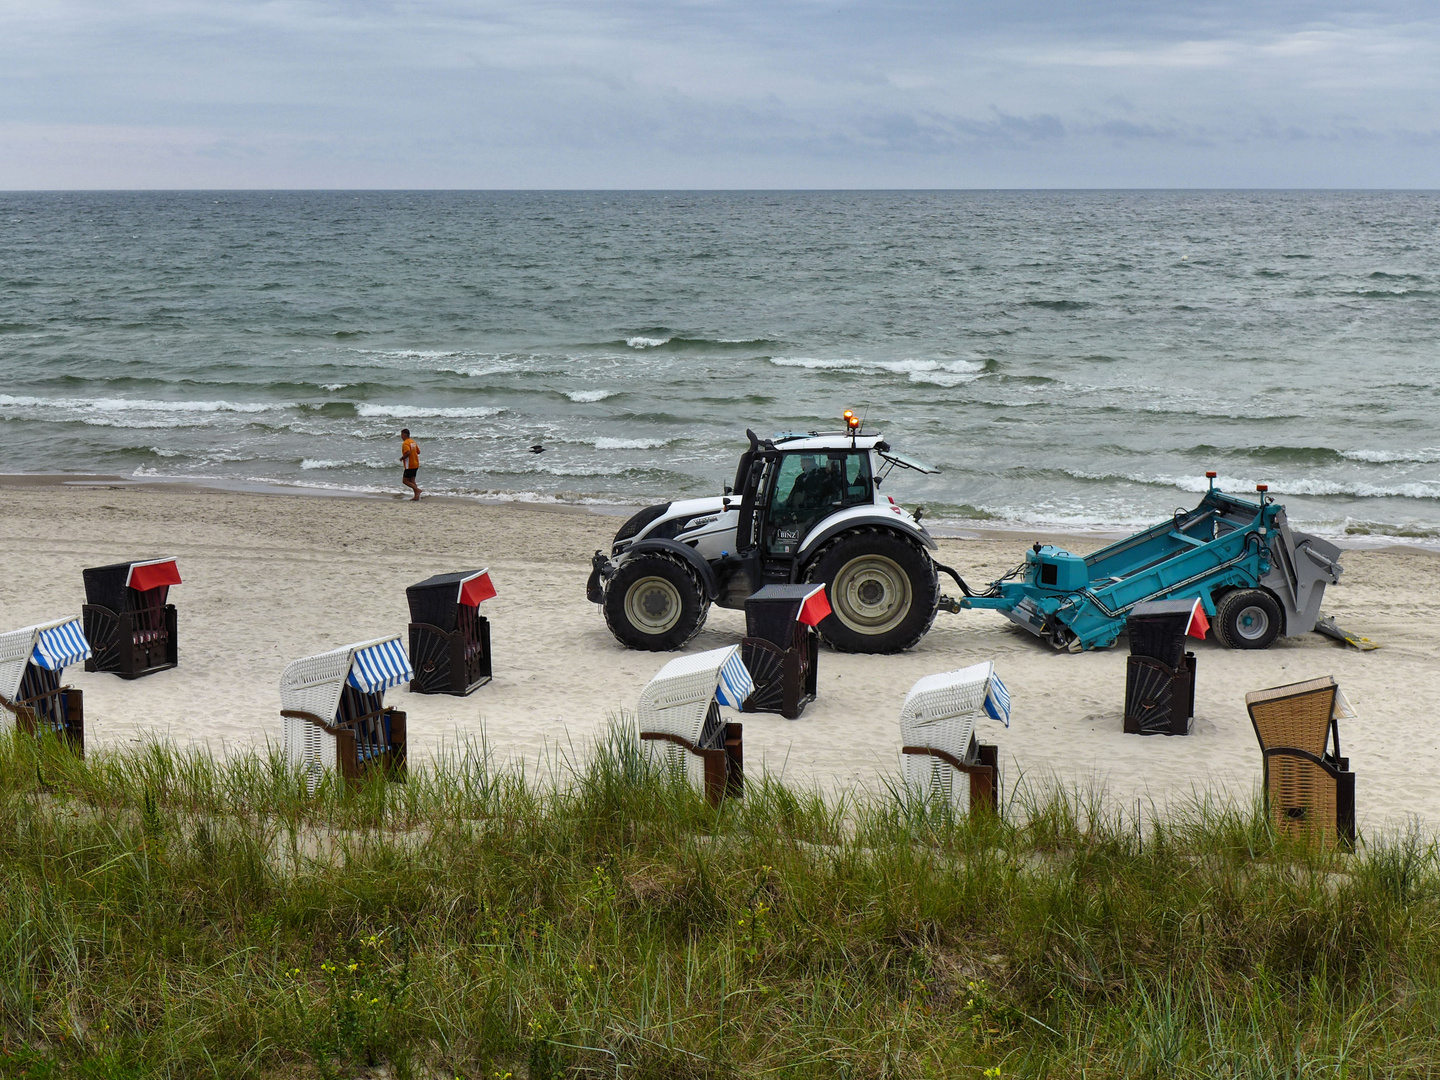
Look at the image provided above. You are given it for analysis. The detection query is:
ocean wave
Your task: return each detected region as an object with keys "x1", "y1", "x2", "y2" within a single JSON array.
[
  {"x1": 592, "y1": 436, "x2": 672, "y2": 450},
  {"x1": 367, "y1": 349, "x2": 466, "y2": 360},
  {"x1": 1339, "y1": 447, "x2": 1440, "y2": 464},
  {"x1": 606, "y1": 333, "x2": 782, "y2": 352},
  {"x1": 1186, "y1": 444, "x2": 1440, "y2": 467},
  {"x1": 566, "y1": 390, "x2": 615, "y2": 403},
  {"x1": 1022, "y1": 299, "x2": 1092, "y2": 311},
  {"x1": 1341, "y1": 518, "x2": 1440, "y2": 540},
  {"x1": 1189, "y1": 444, "x2": 1346, "y2": 466},
  {"x1": 0, "y1": 394, "x2": 280, "y2": 414},
  {"x1": 767, "y1": 356, "x2": 995, "y2": 384},
  {"x1": 236, "y1": 474, "x2": 639, "y2": 508},
  {"x1": 297, "y1": 457, "x2": 401, "y2": 471},
  {"x1": 354, "y1": 403, "x2": 503, "y2": 419},
  {"x1": 319, "y1": 383, "x2": 350, "y2": 391},
  {"x1": 80, "y1": 417, "x2": 212, "y2": 430},
  {"x1": 1056, "y1": 468, "x2": 1440, "y2": 502},
  {"x1": 1351, "y1": 288, "x2": 1435, "y2": 299}
]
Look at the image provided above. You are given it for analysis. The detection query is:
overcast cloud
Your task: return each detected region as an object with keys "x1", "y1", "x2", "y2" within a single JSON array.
[{"x1": 1, "y1": 1, "x2": 1437, "y2": 187}]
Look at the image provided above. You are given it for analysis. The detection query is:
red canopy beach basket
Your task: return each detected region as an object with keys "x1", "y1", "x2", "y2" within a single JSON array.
[
  {"x1": 82, "y1": 557, "x2": 181, "y2": 679},
  {"x1": 740, "y1": 584, "x2": 828, "y2": 719},
  {"x1": 406, "y1": 570, "x2": 495, "y2": 696}
]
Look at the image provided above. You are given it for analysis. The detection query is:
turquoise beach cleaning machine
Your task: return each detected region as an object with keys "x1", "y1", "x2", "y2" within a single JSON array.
[{"x1": 953, "y1": 475, "x2": 1343, "y2": 651}]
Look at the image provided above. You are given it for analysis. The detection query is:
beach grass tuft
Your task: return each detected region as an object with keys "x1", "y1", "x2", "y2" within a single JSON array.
[{"x1": 3, "y1": 724, "x2": 1439, "y2": 1078}]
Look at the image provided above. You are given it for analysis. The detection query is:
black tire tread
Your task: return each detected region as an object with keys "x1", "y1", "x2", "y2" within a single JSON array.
[
  {"x1": 803, "y1": 526, "x2": 939, "y2": 654},
  {"x1": 1215, "y1": 588, "x2": 1282, "y2": 650},
  {"x1": 602, "y1": 553, "x2": 710, "y2": 651}
]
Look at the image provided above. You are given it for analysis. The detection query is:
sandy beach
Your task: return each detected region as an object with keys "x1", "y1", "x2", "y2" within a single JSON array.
[{"x1": 3, "y1": 475, "x2": 1437, "y2": 834}]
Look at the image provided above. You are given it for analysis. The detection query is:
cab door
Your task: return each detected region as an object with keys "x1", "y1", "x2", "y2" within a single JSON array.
[
  {"x1": 733, "y1": 450, "x2": 778, "y2": 556},
  {"x1": 760, "y1": 451, "x2": 873, "y2": 558}
]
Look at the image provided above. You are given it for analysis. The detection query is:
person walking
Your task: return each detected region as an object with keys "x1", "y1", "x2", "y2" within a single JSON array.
[{"x1": 399, "y1": 428, "x2": 423, "y2": 500}]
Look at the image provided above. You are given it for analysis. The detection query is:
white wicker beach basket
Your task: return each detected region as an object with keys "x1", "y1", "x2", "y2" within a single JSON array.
[
  {"x1": 899, "y1": 661, "x2": 999, "y2": 814},
  {"x1": 637, "y1": 646, "x2": 744, "y2": 789}
]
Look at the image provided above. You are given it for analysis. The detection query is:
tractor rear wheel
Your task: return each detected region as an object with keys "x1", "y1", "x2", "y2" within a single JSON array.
[
  {"x1": 603, "y1": 553, "x2": 709, "y2": 651},
  {"x1": 804, "y1": 528, "x2": 939, "y2": 653},
  {"x1": 1215, "y1": 589, "x2": 1282, "y2": 650}
]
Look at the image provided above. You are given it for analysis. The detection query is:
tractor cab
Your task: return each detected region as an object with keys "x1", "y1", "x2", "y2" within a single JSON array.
[{"x1": 732, "y1": 433, "x2": 879, "y2": 576}]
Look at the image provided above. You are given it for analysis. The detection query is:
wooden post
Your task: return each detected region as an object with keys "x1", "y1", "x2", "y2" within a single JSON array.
[{"x1": 723, "y1": 723, "x2": 744, "y2": 800}]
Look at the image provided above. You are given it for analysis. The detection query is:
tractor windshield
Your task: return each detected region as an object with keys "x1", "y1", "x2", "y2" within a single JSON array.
[{"x1": 763, "y1": 451, "x2": 872, "y2": 555}]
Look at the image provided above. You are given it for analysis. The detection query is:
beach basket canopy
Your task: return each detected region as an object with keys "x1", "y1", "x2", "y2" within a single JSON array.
[
  {"x1": 638, "y1": 645, "x2": 754, "y2": 739},
  {"x1": 744, "y1": 584, "x2": 832, "y2": 645},
  {"x1": 406, "y1": 570, "x2": 495, "y2": 631},
  {"x1": 0, "y1": 616, "x2": 92, "y2": 701},
  {"x1": 83, "y1": 557, "x2": 182, "y2": 611},
  {"x1": 347, "y1": 637, "x2": 415, "y2": 693},
  {"x1": 1245, "y1": 675, "x2": 1352, "y2": 757},
  {"x1": 901, "y1": 660, "x2": 1011, "y2": 733},
  {"x1": 280, "y1": 635, "x2": 415, "y2": 723},
  {"x1": 1123, "y1": 596, "x2": 1203, "y2": 665}
]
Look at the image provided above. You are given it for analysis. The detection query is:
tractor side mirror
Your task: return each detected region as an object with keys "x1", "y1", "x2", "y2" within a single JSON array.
[{"x1": 723, "y1": 485, "x2": 732, "y2": 495}]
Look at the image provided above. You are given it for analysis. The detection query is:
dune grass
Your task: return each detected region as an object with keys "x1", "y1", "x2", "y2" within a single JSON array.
[{"x1": 2, "y1": 725, "x2": 1439, "y2": 1079}]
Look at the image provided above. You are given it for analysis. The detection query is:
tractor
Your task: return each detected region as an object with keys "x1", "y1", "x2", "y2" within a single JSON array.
[{"x1": 587, "y1": 417, "x2": 954, "y2": 652}]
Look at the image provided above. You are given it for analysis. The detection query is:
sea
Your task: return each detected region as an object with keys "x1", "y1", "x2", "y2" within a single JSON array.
[{"x1": 2, "y1": 190, "x2": 1437, "y2": 544}]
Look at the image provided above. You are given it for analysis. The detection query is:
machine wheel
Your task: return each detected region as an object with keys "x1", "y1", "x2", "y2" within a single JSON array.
[
  {"x1": 804, "y1": 528, "x2": 939, "y2": 653},
  {"x1": 603, "y1": 554, "x2": 709, "y2": 651},
  {"x1": 1215, "y1": 589, "x2": 1282, "y2": 650}
]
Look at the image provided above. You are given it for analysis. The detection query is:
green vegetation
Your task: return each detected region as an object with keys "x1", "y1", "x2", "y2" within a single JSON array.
[{"x1": 2, "y1": 726, "x2": 1439, "y2": 1079}]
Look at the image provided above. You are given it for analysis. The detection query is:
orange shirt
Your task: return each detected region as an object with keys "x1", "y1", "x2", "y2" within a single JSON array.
[{"x1": 401, "y1": 438, "x2": 419, "y2": 469}]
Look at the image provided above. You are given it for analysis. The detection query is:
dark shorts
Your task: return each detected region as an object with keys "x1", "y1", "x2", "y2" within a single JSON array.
[{"x1": 403, "y1": 468, "x2": 418, "y2": 480}]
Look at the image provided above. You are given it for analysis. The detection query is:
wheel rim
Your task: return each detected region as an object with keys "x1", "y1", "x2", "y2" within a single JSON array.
[
  {"x1": 831, "y1": 554, "x2": 913, "y2": 635},
  {"x1": 624, "y1": 575, "x2": 683, "y2": 634},
  {"x1": 1234, "y1": 604, "x2": 1271, "y2": 642}
]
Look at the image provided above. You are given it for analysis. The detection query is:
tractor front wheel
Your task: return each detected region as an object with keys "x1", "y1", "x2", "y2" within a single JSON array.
[
  {"x1": 603, "y1": 554, "x2": 709, "y2": 651},
  {"x1": 805, "y1": 529, "x2": 939, "y2": 653}
]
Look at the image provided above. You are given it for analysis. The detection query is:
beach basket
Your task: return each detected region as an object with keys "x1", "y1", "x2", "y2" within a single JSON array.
[
  {"x1": 740, "y1": 584, "x2": 827, "y2": 719},
  {"x1": 0, "y1": 616, "x2": 91, "y2": 755},
  {"x1": 406, "y1": 570, "x2": 495, "y2": 696},
  {"x1": 899, "y1": 661, "x2": 1010, "y2": 816},
  {"x1": 280, "y1": 636, "x2": 413, "y2": 792},
  {"x1": 82, "y1": 557, "x2": 181, "y2": 679},
  {"x1": 1245, "y1": 676, "x2": 1356, "y2": 847},
  {"x1": 637, "y1": 646, "x2": 752, "y2": 805},
  {"x1": 1123, "y1": 598, "x2": 1203, "y2": 736}
]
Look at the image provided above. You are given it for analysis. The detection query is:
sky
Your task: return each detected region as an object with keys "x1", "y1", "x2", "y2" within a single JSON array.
[{"x1": 1, "y1": 1, "x2": 1437, "y2": 188}]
